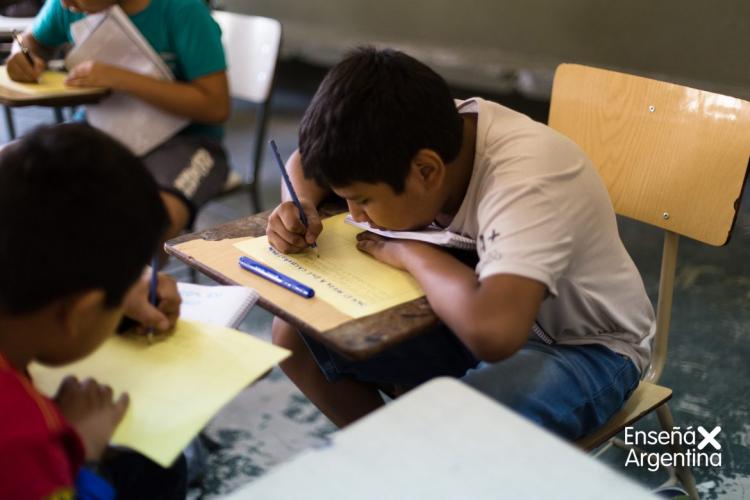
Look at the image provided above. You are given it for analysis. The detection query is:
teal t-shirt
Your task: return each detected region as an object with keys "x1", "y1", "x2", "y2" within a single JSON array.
[{"x1": 32, "y1": 0, "x2": 226, "y2": 139}]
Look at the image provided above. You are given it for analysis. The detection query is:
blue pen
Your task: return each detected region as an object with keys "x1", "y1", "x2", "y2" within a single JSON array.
[
  {"x1": 239, "y1": 256, "x2": 315, "y2": 299},
  {"x1": 270, "y1": 140, "x2": 319, "y2": 255},
  {"x1": 147, "y1": 256, "x2": 158, "y2": 343}
]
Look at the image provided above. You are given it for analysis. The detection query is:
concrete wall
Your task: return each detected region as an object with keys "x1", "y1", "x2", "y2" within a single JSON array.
[{"x1": 220, "y1": 0, "x2": 750, "y2": 100}]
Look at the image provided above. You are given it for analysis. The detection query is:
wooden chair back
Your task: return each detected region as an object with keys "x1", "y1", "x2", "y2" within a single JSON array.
[{"x1": 548, "y1": 64, "x2": 750, "y2": 382}]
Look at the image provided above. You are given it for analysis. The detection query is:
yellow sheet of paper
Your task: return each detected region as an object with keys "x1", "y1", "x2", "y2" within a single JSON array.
[
  {"x1": 30, "y1": 320, "x2": 290, "y2": 467},
  {"x1": 0, "y1": 66, "x2": 104, "y2": 96},
  {"x1": 234, "y1": 213, "x2": 425, "y2": 318}
]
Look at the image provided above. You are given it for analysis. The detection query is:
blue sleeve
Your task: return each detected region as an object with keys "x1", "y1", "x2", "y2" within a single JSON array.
[
  {"x1": 169, "y1": 0, "x2": 226, "y2": 81},
  {"x1": 31, "y1": 0, "x2": 72, "y2": 48},
  {"x1": 75, "y1": 467, "x2": 115, "y2": 500}
]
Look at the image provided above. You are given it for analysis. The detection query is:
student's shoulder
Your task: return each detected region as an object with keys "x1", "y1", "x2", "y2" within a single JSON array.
[
  {"x1": 475, "y1": 97, "x2": 587, "y2": 168},
  {"x1": 33, "y1": 0, "x2": 84, "y2": 39}
]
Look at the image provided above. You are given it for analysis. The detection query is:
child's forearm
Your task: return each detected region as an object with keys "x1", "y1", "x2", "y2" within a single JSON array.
[
  {"x1": 281, "y1": 149, "x2": 331, "y2": 207},
  {"x1": 400, "y1": 245, "x2": 542, "y2": 362},
  {"x1": 18, "y1": 32, "x2": 55, "y2": 61},
  {"x1": 113, "y1": 70, "x2": 229, "y2": 123}
]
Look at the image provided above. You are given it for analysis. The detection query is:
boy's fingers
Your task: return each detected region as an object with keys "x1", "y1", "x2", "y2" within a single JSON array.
[
  {"x1": 10, "y1": 58, "x2": 34, "y2": 82},
  {"x1": 99, "y1": 384, "x2": 113, "y2": 402},
  {"x1": 268, "y1": 228, "x2": 306, "y2": 254},
  {"x1": 33, "y1": 57, "x2": 45, "y2": 75},
  {"x1": 61, "y1": 375, "x2": 80, "y2": 388},
  {"x1": 113, "y1": 393, "x2": 130, "y2": 422},
  {"x1": 56, "y1": 375, "x2": 80, "y2": 397},
  {"x1": 156, "y1": 274, "x2": 181, "y2": 329},
  {"x1": 270, "y1": 223, "x2": 308, "y2": 249},
  {"x1": 356, "y1": 238, "x2": 375, "y2": 254},
  {"x1": 278, "y1": 204, "x2": 307, "y2": 234},
  {"x1": 305, "y1": 210, "x2": 323, "y2": 244},
  {"x1": 123, "y1": 284, "x2": 171, "y2": 331}
]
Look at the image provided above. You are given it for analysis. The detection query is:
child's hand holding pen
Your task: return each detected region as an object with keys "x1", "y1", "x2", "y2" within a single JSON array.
[
  {"x1": 119, "y1": 268, "x2": 182, "y2": 338},
  {"x1": 267, "y1": 140, "x2": 322, "y2": 256},
  {"x1": 267, "y1": 199, "x2": 323, "y2": 254},
  {"x1": 6, "y1": 31, "x2": 45, "y2": 83}
]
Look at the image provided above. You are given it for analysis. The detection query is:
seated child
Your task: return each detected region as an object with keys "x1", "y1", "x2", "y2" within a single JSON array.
[
  {"x1": 6, "y1": 0, "x2": 231, "y2": 240},
  {"x1": 267, "y1": 48, "x2": 656, "y2": 439},
  {"x1": 0, "y1": 123, "x2": 186, "y2": 498}
]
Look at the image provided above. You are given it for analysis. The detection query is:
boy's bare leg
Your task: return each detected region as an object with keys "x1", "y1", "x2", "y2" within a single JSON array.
[
  {"x1": 157, "y1": 191, "x2": 191, "y2": 267},
  {"x1": 272, "y1": 317, "x2": 384, "y2": 428}
]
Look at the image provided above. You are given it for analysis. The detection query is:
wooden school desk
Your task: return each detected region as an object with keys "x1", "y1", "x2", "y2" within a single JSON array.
[
  {"x1": 0, "y1": 83, "x2": 108, "y2": 107},
  {"x1": 0, "y1": 80, "x2": 109, "y2": 139},
  {"x1": 225, "y1": 377, "x2": 658, "y2": 500},
  {"x1": 165, "y1": 206, "x2": 441, "y2": 361}
]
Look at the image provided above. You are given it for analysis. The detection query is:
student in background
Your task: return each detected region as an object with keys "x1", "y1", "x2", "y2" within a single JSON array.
[
  {"x1": 5, "y1": 0, "x2": 231, "y2": 241},
  {"x1": 268, "y1": 48, "x2": 655, "y2": 439},
  {"x1": 0, "y1": 124, "x2": 185, "y2": 498}
]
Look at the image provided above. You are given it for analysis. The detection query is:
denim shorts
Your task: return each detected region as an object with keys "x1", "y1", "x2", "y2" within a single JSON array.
[{"x1": 301, "y1": 325, "x2": 640, "y2": 440}]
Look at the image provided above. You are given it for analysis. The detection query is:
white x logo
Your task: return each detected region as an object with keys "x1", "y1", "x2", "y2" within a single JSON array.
[{"x1": 697, "y1": 426, "x2": 721, "y2": 450}]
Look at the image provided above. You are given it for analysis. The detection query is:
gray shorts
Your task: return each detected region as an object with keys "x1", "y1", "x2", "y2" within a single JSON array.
[{"x1": 142, "y1": 134, "x2": 229, "y2": 226}]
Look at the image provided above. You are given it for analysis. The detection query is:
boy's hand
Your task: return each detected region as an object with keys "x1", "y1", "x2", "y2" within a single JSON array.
[
  {"x1": 5, "y1": 51, "x2": 45, "y2": 83},
  {"x1": 267, "y1": 200, "x2": 323, "y2": 253},
  {"x1": 54, "y1": 376, "x2": 129, "y2": 462},
  {"x1": 66, "y1": 60, "x2": 124, "y2": 89},
  {"x1": 355, "y1": 232, "x2": 433, "y2": 270},
  {"x1": 122, "y1": 271, "x2": 181, "y2": 333}
]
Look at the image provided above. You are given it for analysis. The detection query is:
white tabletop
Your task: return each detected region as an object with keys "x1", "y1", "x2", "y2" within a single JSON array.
[{"x1": 225, "y1": 377, "x2": 656, "y2": 500}]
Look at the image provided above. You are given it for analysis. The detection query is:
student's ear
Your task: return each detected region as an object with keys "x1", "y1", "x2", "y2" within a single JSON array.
[
  {"x1": 410, "y1": 149, "x2": 445, "y2": 191},
  {"x1": 58, "y1": 290, "x2": 107, "y2": 340}
]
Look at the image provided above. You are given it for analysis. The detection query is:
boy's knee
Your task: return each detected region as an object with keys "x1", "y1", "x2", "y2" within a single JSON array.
[{"x1": 159, "y1": 191, "x2": 191, "y2": 238}]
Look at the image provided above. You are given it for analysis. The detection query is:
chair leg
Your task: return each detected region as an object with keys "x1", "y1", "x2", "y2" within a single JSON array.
[
  {"x1": 249, "y1": 178, "x2": 261, "y2": 214},
  {"x1": 53, "y1": 107, "x2": 65, "y2": 124},
  {"x1": 4, "y1": 105, "x2": 16, "y2": 141},
  {"x1": 656, "y1": 404, "x2": 700, "y2": 499},
  {"x1": 249, "y1": 100, "x2": 270, "y2": 214}
]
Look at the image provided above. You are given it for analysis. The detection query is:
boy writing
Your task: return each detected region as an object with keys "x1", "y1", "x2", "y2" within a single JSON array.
[
  {"x1": 0, "y1": 124, "x2": 184, "y2": 498},
  {"x1": 268, "y1": 48, "x2": 655, "y2": 439},
  {"x1": 6, "y1": 0, "x2": 231, "y2": 240}
]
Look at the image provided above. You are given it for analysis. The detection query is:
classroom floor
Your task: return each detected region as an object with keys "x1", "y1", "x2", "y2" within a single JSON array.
[{"x1": 5, "y1": 60, "x2": 748, "y2": 499}]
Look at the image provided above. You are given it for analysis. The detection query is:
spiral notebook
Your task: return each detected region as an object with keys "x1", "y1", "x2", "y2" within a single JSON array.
[
  {"x1": 177, "y1": 282, "x2": 259, "y2": 328},
  {"x1": 65, "y1": 5, "x2": 188, "y2": 155},
  {"x1": 345, "y1": 215, "x2": 476, "y2": 250}
]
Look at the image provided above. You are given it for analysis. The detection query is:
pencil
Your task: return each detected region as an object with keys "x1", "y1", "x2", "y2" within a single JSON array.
[
  {"x1": 12, "y1": 30, "x2": 35, "y2": 69},
  {"x1": 269, "y1": 140, "x2": 319, "y2": 257}
]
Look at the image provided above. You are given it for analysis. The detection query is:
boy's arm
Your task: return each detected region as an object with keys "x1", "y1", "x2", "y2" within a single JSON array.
[
  {"x1": 281, "y1": 149, "x2": 331, "y2": 206},
  {"x1": 268, "y1": 149, "x2": 330, "y2": 253},
  {"x1": 356, "y1": 234, "x2": 545, "y2": 363},
  {"x1": 5, "y1": 32, "x2": 53, "y2": 82},
  {"x1": 65, "y1": 63, "x2": 230, "y2": 124}
]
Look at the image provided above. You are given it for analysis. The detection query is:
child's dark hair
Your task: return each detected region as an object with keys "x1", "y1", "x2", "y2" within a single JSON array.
[
  {"x1": 0, "y1": 124, "x2": 168, "y2": 314},
  {"x1": 299, "y1": 47, "x2": 463, "y2": 193}
]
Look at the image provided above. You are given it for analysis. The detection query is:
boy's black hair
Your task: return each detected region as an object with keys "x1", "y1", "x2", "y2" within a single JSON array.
[
  {"x1": 0, "y1": 123, "x2": 168, "y2": 314},
  {"x1": 299, "y1": 47, "x2": 463, "y2": 193}
]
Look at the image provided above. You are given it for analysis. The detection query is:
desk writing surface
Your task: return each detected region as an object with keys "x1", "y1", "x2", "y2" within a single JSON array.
[
  {"x1": 234, "y1": 213, "x2": 425, "y2": 319},
  {"x1": 226, "y1": 378, "x2": 658, "y2": 500},
  {"x1": 165, "y1": 208, "x2": 439, "y2": 360},
  {"x1": 0, "y1": 66, "x2": 109, "y2": 106}
]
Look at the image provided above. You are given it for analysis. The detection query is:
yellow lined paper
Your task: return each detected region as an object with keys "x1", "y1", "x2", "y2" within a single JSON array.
[
  {"x1": 0, "y1": 66, "x2": 105, "y2": 96},
  {"x1": 30, "y1": 320, "x2": 289, "y2": 467},
  {"x1": 234, "y1": 213, "x2": 424, "y2": 318}
]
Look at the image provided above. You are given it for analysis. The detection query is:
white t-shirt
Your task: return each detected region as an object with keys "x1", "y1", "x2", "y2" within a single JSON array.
[{"x1": 448, "y1": 98, "x2": 655, "y2": 374}]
